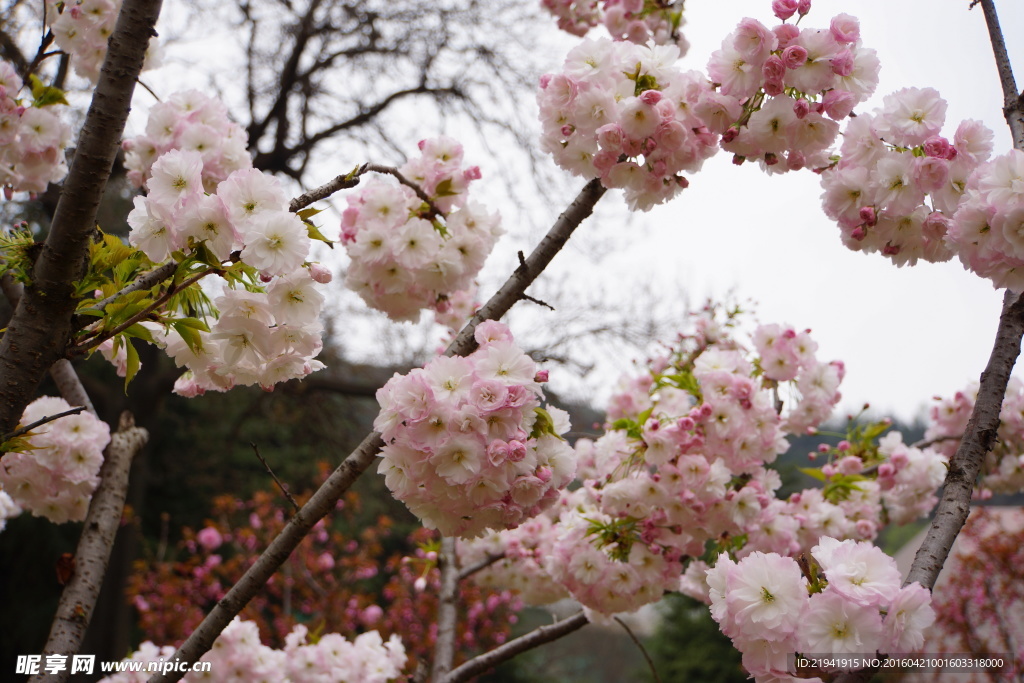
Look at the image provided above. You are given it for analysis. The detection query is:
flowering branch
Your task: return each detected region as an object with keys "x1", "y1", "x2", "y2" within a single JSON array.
[
  {"x1": 1, "y1": 406, "x2": 86, "y2": 443},
  {"x1": 76, "y1": 260, "x2": 179, "y2": 325},
  {"x1": 438, "y1": 611, "x2": 590, "y2": 683},
  {"x1": 457, "y1": 552, "x2": 506, "y2": 581},
  {"x1": 834, "y1": 4, "x2": 1022, "y2": 681},
  {"x1": 287, "y1": 162, "x2": 444, "y2": 217},
  {"x1": 0, "y1": 0, "x2": 163, "y2": 436},
  {"x1": 430, "y1": 537, "x2": 460, "y2": 682},
  {"x1": 70, "y1": 268, "x2": 216, "y2": 354},
  {"x1": 28, "y1": 412, "x2": 148, "y2": 683},
  {"x1": 148, "y1": 176, "x2": 607, "y2": 683}
]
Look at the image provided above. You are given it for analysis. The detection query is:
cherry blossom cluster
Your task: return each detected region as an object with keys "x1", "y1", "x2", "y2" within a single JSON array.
[
  {"x1": 158, "y1": 272, "x2": 327, "y2": 396},
  {"x1": 340, "y1": 137, "x2": 502, "y2": 321},
  {"x1": 537, "y1": 38, "x2": 721, "y2": 211},
  {"x1": 45, "y1": 0, "x2": 161, "y2": 84},
  {"x1": 538, "y1": 313, "x2": 847, "y2": 616},
  {"x1": 707, "y1": 10, "x2": 880, "y2": 174},
  {"x1": 946, "y1": 149, "x2": 1024, "y2": 289},
  {"x1": 96, "y1": 618, "x2": 406, "y2": 683},
  {"x1": 0, "y1": 396, "x2": 109, "y2": 524},
  {"x1": 125, "y1": 156, "x2": 326, "y2": 393},
  {"x1": 708, "y1": 538, "x2": 935, "y2": 682},
  {"x1": 821, "y1": 88, "x2": 994, "y2": 266},
  {"x1": 540, "y1": 0, "x2": 689, "y2": 50},
  {"x1": 926, "y1": 378, "x2": 1024, "y2": 493},
  {"x1": 123, "y1": 90, "x2": 251, "y2": 192},
  {"x1": 374, "y1": 321, "x2": 576, "y2": 537},
  {"x1": 0, "y1": 61, "x2": 71, "y2": 197},
  {"x1": 458, "y1": 494, "x2": 570, "y2": 606},
  {"x1": 120, "y1": 94, "x2": 333, "y2": 395},
  {"x1": 874, "y1": 432, "x2": 948, "y2": 525}
]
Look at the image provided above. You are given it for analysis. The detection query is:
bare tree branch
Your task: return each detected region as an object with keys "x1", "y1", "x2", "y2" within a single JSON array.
[
  {"x1": 28, "y1": 412, "x2": 148, "y2": 683},
  {"x1": 148, "y1": 177, "x2": 606, "y2": 683},
  {"x1": 431, "y1": 536, "x2": 459, "y2": 682},
  {"x1": 977, "y1": 0, "x2": 1024, "y2": 149},
  {"x1": 439, "y1": 611, "x2": 590, "y2": 683}
]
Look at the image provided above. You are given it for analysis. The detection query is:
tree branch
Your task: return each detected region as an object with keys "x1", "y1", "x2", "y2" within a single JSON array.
[
  {"x1": 431, "y1": 537, "x2": 459, "y2": 682},
  {"x1": 28, "y1": 412, "x2": 148, "y2": 683},
  {"x1": 978, "y1": 0, "x2": 1024, "y2": 149},
  {"x1": 439, "y1": 611, "x2": 590, "y2": 683},
  {"x1": 457, "y1": 552, "x2": 505, "y2": 581},
  {"x1": 0, "y1": 0, "x2": 162, "y2": 436},
  {"x1": 1, "y1": 405, "x2": 86, "y2": 443},
  {"x1": 148, "y1": 177, "x2": 607, "y2": 683}
]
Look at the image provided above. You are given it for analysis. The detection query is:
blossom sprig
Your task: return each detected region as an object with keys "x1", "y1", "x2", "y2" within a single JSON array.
[
  {"x1": 707, "y1": 538, "x2": 936, "y2": 683},
  {"x1": 704, "y1": 9, "x2": 880, "y2": 175},
  {"x1": 927, "y1": 377, "x2": 1024, "y2": 494},
  {"x1": 0, "y1": 396, "x2": 110, "y2": 524},
  {"x1": 110, "y1": 90, "x2": 333, "y2": 395},
  {"x1": 820, "y1": 87, "x2": 994, "y2": 266},
  {"x1": 537, "y1": 37, "x2": 721, "y2": 211},
  {"x1": 373, "y1": 321, "x2": 576, "y2": 538},
  {"x1": 96, "y1": 618, "x2": 407, "y2": 683},
  {"x1": 541, "y1": 0, "x2": 689, "y2": 51},
  {"x1": 340, "y1": 137, "x2": 503, "y2": 322},
  {"x1": 0, "y1": 60, "x2": 71, "y2": 198},
  {"x1": 45, "y1": 0, "x2": 162, "y2": 84}
]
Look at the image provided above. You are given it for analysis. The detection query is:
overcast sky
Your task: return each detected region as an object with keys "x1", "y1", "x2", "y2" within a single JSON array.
[{"x1": 523, "y1": 0, "x2": 1024, "y2": 424}]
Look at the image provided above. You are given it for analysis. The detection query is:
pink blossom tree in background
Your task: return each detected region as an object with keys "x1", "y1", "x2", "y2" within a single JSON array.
[{"x1": 0, "y1": 0, "x2": 1022, "y2": 682}]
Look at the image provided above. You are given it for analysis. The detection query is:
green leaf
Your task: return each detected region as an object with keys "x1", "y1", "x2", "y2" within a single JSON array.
[
  {"x1": 433, "y1": 177, "x2": 457, "y2": 198},
  {"x1": 123, "y1": 338, "x2": 140, "y2": 392},
  {"x1": 798, "y1": 467, "x2": 827, "y2": 482},
  {"x1": 123, "y1": 323, "x2": 156, "y2": 344},
  {"x1": 28, "y1": 75, "x2": 69, "y2": 107},
  {"x1": 296, "y1": 207, "x2": 324, "y2": 220},
  {"x1": 304, "y1": 221, "x2": 334, "y2": 248}
]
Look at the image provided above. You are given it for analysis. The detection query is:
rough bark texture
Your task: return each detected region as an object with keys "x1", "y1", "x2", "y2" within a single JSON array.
[
  {"x1": 0, "y1": 0, "x2": 162, "y2": 435},
  {"x1": 28, "y1": 413, "x2": 148, "y2": 683}
]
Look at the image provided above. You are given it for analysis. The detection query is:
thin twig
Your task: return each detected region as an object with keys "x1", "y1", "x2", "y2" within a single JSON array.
[
  {"x1": 250, "y1": 442, "x2": 299, "y2": 512},
  {"x1": 75, "y1": 260, "x2": 178, "y2": 327},
  {"x1": 614, "y1": 616, "x2": 662, "y2": 683},
  {"x1": 1, "y1": 406, "x2": 86, "y2": 443},
  {"x1": 911, "y1": 434, "x2": 962, "y2": 450},
  {"x1": 439, "y1": 611, "x2": 590, "y2": 683},
  {"x1": 148, "y1": 177, "x2": 607, "y2": 683},
  {"x1": 457, "y1": 552, "x2": 505, "y2": 581},
  {"x1": 71, "y1": 268, "x2": 215, "y2": 354}
]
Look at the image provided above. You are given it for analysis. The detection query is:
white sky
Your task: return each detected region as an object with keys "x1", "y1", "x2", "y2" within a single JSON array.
[{"x1": 138, "y1": 0, "x2": 1024, "y2": 424}]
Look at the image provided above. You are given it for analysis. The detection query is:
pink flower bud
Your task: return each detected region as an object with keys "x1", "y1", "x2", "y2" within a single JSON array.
[
  {"x1": 762, "y1": 55, "x2": 786, "y2": 84},
  {"x1": 363, "y1": 605, "x2": 383, "y2": 624},
  {"x1": 534, "y1": 370, "x2": 549, "y2": 383},
  {"x1": 793, "y1": 98, "x2": 811, "y2": 119},
  {"x1": 831, "y1": 50, "x2": 854, "y2": 77},
  {"x1": 797, "y1": 0, "x2": 811, "y2": 15},
  {"x1": 781, "y1": 45, "x2": 808, "y2": 69},
  {"x1": 772, "y1": 0, "x2": 800, "y2": 20},
  {"x1": 858, "y1": 206, "x2": 877, "y2": 226},
  {"x1": 414, "y1": 576, "x2": 428, "y2": 592},
  {"x1": 308, "y1": 263, "x2": 333, "y2": 283},
  {"x1": 639, "y1": 89, "x2": 663, "y2": 106}
]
